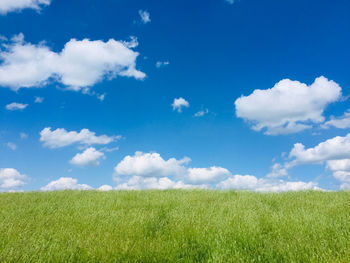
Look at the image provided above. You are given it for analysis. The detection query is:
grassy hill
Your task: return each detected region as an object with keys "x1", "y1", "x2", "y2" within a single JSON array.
[{"x1": 1, "y1": 190, "x2": 350, "y2": 262}]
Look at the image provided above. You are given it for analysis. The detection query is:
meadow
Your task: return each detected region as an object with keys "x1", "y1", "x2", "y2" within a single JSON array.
[{"x1": 0, "y1": 190, "x2": 350, "y2": 262}]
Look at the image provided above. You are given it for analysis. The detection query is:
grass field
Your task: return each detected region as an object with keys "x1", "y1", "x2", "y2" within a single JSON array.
[{"x1": 1, "y1": 190, "x2": 350, "y2": 262}]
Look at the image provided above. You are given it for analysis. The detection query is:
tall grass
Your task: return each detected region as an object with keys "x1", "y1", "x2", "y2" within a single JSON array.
[{"x1": 0, "y1": 190, "x2": 350, "y2": 262}]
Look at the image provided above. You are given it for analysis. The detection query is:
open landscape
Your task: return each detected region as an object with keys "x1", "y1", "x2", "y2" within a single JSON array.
[
  {"x1": 1, "y1": 190, "x2": 350, "y2": 262},
  {"x1": 1, "y1": 0, "x2": 350, "y2": 261}
]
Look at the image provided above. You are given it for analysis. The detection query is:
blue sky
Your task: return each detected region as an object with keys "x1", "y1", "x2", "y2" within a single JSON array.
[{"x1": 1, "y1": 0, "x2": 350, "y2": 191}]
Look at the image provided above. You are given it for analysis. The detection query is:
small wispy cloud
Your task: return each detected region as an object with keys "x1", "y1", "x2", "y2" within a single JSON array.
[
  {"x1": 156, "y1": 61, "x2": 170, "y2": 68},
  {"x1": 194, "y1": 108, "x2": 209, "y2": 117},
  {"x1": 5, "y1": 102, "x2": 28, "y2": 111},
  {"x1": 6, "y1": 142, "x2": 17, "y2": 151},
  {"x1": 138, "y1": 10, "x2": 151, "y2": 24},
  {"x1": 97, "y1": 94, "x2": 106, "y2": 101},
  {"x1": 20, "y1": 133, "x2": 28, "y2": 139},
  {"x1": 34, "y1": 97, "x2": 44, "y2": 103}
]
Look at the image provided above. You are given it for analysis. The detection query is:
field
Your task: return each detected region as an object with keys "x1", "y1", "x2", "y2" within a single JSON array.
[{"x1": 0, "y1": 190, "x2": 350, "y2": 262}]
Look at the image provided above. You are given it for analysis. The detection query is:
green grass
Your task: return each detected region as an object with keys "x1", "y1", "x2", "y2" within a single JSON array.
[{"x1": 1, "y1": 190, "x2": 350, "y2": 262}]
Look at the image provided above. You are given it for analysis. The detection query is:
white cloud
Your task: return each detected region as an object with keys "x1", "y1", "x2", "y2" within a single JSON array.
[
  {"x1": 225, "y1": 0, "x2": 235, "y2": 4},
  {"x1": 194, "y1": 108, "x2": 209, "y2": 117},
  {"x1": 285, "y1": 134, "x2": 350, "y2": 188},
  {"x1": 97, "y1": 185, "x2": 113, "y2": 191},
  {"x1": 114, "y1": 151, "x2": 190, "y2": 179},
  {"x1": 113, "y1": 151, "x2": 228, "y2": 185},
  {"x1": 138, "y1": 10, "x2": 151, "y2": 24},
  {"x1": 34, "y1": 96, "x2": 44, "y2": 103},
  {"x1": 0, "y1": 168, "x2": 27, "y2": 189},
  {"x1": 115, "y1": 174, "x2": 317, "y2": 192},
  {"x1": 217, "y1": 174, "x2": 258, "y2": 190},
  {"x1": 97, "y1": 93, "x2": 105, "y2": 101},
  {"x1": 5, "y1": 102, "x2": 28, "y2": 111},
  {"x1": 115, "y1": 176, "x2": 205, "y2": 190},
  {"x1": 70, "y1": 147, "x2": 105, "y2": 166},
  {"x1": 40, "y1": 127, "x2": 119, "y2": 148},
  {"x1": 216, "y1": 174, "x2": 318, "y2": 192},
  {"x1": 41, "y1": 177, "x2": 92, "y2": 191},
  {"x1": 155, "y1": 61, "x2": 169, "y2": 68},
  {"x1": 0, "y1": 34, "x2": 145, "y2": 92},
  {"x1": 340, "y1": 183, "x2": 350, "y2": 190},
  {"x1": 326, "y1": 159, "x2": 350, "y2": 188},
  {"x1": 322, "y1": 110, "x2": 350, "y2": 129},
  {"x1": 327, "y1": 159, "x2": 350, "y2": 172},
  {"x1": 113, "y1": 151, "x2": 318, "y2": 191},
  {"x1": 172, "y1": 97, "x2": 189, "y2": 112},
  {"x1": 266, "y1": 163, "x2": 288, "y2": 178},
  {"x1": 6, "y1": 142, "x2": 17, "y2": 150},
  {"x1": 0, "y1": 0, "x2": 50, "y2": 15},
  {"x1": 186, "y1": 167, "x2": 230, "y2": 184},
  {"x1": 235, "y1": 76, "x2": 342, "y2": 135},
  {"x1": 100, "y1": 146, "x2": 119, "y2": 153},
  {"x1": 289, "y1": 133, "x2": 350, "y2": 164},
  {"x1": 332, "y1": 171, "x2": 350, "y2": 183}
]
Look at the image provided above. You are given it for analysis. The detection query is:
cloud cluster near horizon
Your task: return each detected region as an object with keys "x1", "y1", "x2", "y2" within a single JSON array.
[
  {"x1": 108, "y1": 151, "x2": 319, "y2": 191},
  {"x1": 0, "y1": 168, "x2": 27, "y2": 190},
  {"x1": 38, "y1": 151, "x2": 319, "y2": 192},
  {"x1": 266, "y1": 133, "x2": 350, "y2": 190}
]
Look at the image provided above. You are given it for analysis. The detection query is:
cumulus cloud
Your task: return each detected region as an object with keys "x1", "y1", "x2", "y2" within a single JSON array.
[
  {"x1": 115, "y1": 174, "x2": 318, "y2": 192},
  {"x1": 5, "y1": 102, "x2": 28, "y2": 111},
  {"x1": 97, "y1": 185, "x2": 114, "y2": 191},
  {"x1": 235, "y1": 76, "x2": 342, "y2": 135},
  {"x1": 0, "y1": 168, "x2": 27, "y2": 189},
  {"x1": 283, "y1": 134, "x2": 350, "y2": 189},
  {"x1": 186, "y1": 167, "x2": 231, "y2": 184},
  {"x1": 0, "y1": 0, "x2": 50, "y2": 15},
  {"x1": 155, "y1": 61, "x2": 169, "y2": 68},
  {"x1": 289, "y1": 133, "x2": 350, "y2": 164},
  {"x1": 327, "y1": 159, "x2": 350, "y2": 172},
  {"x1": 326, "y1": 158, "x2": 350, "y2": 189},
  {"x1": 266, "y1": 163, "x2": 288, "y2": 178},
  {"x1": 40, "y1": 127, "x2": 119, "y2": 148},
  {"x1": 70, "y1": 147, "x2": 105, "y2": 166},
  {"x1": 115, "y1": 176, "x2": 205, "y2": 190},
  {"x1": 0, "y1": 34, "x2": 145, "y2": 92},
  {"x1": 172, "y1": 97, "x2": 189, "y2": 112},
  {"x1": 113, "y1": 151, "x2": 229, "y2": 186},
  {"x1": 114, "y1": 151, "x2": 190, "y2": 179},
  {"x1": 217, "y1": 174, "x2": 318, "y2": 192},
  {"x1": 322, "y1": 110, "x2": 350, "y2": 129},
  {"x1": 41, "y1": 177, "x2": 92, "y2": 191},
  {"x1": 113, "y1": 151, "x2": 318, "y2": 191},
  {"x1": 138, "y1": 10, "x2": 151, "y2": 24}
]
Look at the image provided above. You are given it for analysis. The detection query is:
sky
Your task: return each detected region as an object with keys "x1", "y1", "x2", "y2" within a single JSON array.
[{"x1": 1, "y1": 0, "x2": 350, "y2": 192}]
